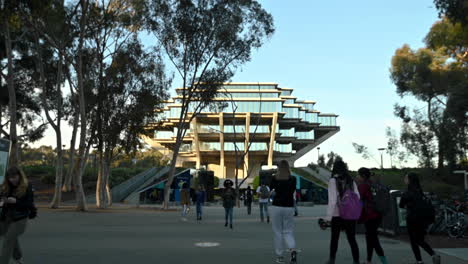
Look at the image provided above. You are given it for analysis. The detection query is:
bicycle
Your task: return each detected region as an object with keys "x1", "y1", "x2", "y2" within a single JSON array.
[{"x1": 446, "y1": 200, "x2": 467, "y2": 238}]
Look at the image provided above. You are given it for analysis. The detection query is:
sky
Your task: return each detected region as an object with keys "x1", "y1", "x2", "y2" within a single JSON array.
[{"x1": 32, "y1": 0, "x2": 440, "y2": 170}]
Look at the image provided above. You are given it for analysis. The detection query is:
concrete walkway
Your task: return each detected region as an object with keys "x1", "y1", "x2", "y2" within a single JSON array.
[{"x1": 11, "y1": 205, "x2": 468, "y2": 264}]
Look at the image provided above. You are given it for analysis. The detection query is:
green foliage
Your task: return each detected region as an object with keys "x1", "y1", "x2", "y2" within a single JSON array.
[
  {"x1": 317, "y1": 155, "x2": 326, "y2": 168},
  {"x1": 253, "y1": 176, "x2": 260, "y2": 190},
  {"x1": 367, "y1": 168, "x2": 464, "y2": 199},
  {"x1": 23, "y1": 165, "x2": 55, "y2": 178},
  {"x1": 434, "y1": 0, "x2": 468, "y2": 26},
  {"x1": 390, "y1": 17, "x2": 467, "y2": 170}
]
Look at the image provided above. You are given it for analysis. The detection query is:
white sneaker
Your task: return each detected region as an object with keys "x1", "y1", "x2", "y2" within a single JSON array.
[{"x1": 275, "y1": 256, "x2": 285, "y2": 263}]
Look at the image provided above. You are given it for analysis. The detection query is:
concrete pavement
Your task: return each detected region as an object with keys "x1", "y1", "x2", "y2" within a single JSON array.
[{"x1": 11, "y1": 205, "x2": 468, "y2": 264}]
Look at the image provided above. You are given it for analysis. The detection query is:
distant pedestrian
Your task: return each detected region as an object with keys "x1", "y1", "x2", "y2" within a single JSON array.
[
  {"x1": 245, "y1": 186, "x2": 253, "y2": 215},
  {"x1": 399, "y1": 173, "x2": 440, "y2": 264},
  {"x1": 357, "y1": 167, "x2": 388, "y2": 264},
  {"x1": 195, "y1": 185, "x2": 206, "y2": 221},
  {"x1": 270, "y1": 160, "x2": 297, "y2": 264},
  {"x1": 222, "y1": 179, "x2": 236, "y2": 229},
  {"x1": 325, "y1": 159, "x2": 361, "y2": 264},
  {"x1": 0, "y1": 166, "x2": 37, "y2": 264},
  {"x1": 257, "y1": 182, "x2": 270, "y2": 223},
  {"x1": 180, "y1": 182, "x2": 191, "y2": 217}
]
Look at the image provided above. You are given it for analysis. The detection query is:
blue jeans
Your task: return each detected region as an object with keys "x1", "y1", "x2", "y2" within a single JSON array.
[
  {"x1": 259, "y1": 202, "x2": 269, "y2": 221},
  {"x1": 224, "y1": 207, "x2": 233, "y2": 225},
  {"x1": 196, "y1": 203, "x2": 203, "y2": 219}
]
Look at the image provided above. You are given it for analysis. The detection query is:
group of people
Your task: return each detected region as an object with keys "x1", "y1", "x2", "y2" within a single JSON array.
[
  {"x1": 180, "y1": 158, "x2": 444, "y2": 264},
  {"x1": 323, "y1": 159, "x2": 441, "y2": 264},
  {"x1": 0, "y1": 160, "x2": 446, "y2": 264}
]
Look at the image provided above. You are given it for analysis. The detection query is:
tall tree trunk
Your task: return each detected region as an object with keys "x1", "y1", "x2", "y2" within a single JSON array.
[
  {"x1": 4, "y1": 16, "x2": 18, "y2": 167},
  {"x1": 63, "y1": 112, "x2": 78, "y2": 192},
  {"x1": 44, "y1": 52, "x2": 64, "y2": 209},
  {"x1": 74, "y1": 0, "x2": 89, "y2": 211},
  {"x1": 96, "y1": 152, "x2": 106, "y2": 208},
  {"x1": 163, "y1": 143, "x2": 181, "y2": 209},
  {"x1": 104, "y1": 151, "x2": 112, "y2": 207}
]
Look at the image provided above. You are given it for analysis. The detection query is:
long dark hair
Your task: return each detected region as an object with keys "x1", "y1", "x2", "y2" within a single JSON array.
[
  {"x1": 331, "y1": 159, "x2": 353, "y2": 197},
  {"x1": 407, "y1": 172, "x2": 423, "y2": 195},
  {"x1": 2, "y1": 166, "x2": 28, "y2": 197}
]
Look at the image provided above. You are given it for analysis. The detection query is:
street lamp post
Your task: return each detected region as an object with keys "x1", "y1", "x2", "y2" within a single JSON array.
[{"x1": 378, "y1": 148, "x2": 386, "y2": 169}]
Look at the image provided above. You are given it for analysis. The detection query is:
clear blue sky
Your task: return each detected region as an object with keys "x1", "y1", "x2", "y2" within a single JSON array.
[
  {"x1": 229, "y1": 0, "x2": 439, "y2": 170},
  {"x1": 33, "y1": 0, "x2": 439, "y2": 170}
]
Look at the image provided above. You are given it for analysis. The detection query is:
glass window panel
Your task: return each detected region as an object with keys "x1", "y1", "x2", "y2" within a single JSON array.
[{"x1": 295, "y1": 131, "x2": 314, "y2": 140}]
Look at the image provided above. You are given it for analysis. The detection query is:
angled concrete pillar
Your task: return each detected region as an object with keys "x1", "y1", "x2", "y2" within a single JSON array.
[{"x1": 268, "y1": 112, "x2": 278, "y2": 168}]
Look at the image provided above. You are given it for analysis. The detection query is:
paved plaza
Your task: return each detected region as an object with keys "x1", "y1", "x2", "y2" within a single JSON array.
[{"x1": 15, "y1": 205, "x2": 468, "y2": 264}]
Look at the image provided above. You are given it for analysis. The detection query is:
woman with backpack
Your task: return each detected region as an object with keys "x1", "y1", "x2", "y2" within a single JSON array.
[
  {"x1": 269, "y1": 160, "x2": 297, "y2": 264},
  {"x1": 357, "y1": 167, "x2": 388, "y2": 264},
  {"x1": 0, "y1": 166, "x2": 37, "y2": 264},
  {"x1": 399, "y1": 173, "x2": 441, "y2": 264},
  {"x1": 256, "y1": 183, "x2": 271, "y2": 223},
  {"x1": 325, "y1": 159, "x2": 360, "y2": 264},
  {"x1": 222, "y1": 179, "x2": 236, "y2": 229}
]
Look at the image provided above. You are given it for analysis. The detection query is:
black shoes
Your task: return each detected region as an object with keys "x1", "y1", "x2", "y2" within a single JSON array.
[
  {"x1": 230, "y1": 224, "x2": 233, "y2": 229},
  {"x1": 290, "y1": 251, "x2": 297, "y2": 263},
  {"x1": 267, "y1": 216, "x2": 270, "y2": 223},
  {"x1": 225, "y1": 222, "x2": 228, "y2": 227}
]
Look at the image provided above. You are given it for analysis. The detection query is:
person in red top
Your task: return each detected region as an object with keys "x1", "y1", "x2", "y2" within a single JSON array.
[{"x1": 357, "y1": 168, "x2": 388, "y2": 264}]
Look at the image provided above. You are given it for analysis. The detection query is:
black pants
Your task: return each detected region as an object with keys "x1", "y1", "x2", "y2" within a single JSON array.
[
  {"x1": 246, "y1": 202, "x2": 252, "y2": 215},
  {"x1": 364, "y1": 218, "x2": 385, "y2": 261},
  {"x1": 330, "y1": 217, "x2": 359, "y2": 262},
  {"x1": 407, "y1": 221, "x2": 434, "y2": 261}
]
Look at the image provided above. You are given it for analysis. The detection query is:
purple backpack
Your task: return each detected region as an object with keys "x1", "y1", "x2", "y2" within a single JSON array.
[{"x1": 338, "y1": 189, "x2": 362, "y2": 220}]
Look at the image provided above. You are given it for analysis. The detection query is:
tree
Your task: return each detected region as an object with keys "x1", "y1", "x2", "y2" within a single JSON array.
[
  {"x1": 324, "y1": 151, "x2": 343, "y2": 170},
  {"x1": 385, "y1": 126, "x2": 408, "y2": 168},
  {"x1": 352, "y1": 143, "x2": 381, "y2": 167},
  {"x1": 390, "y1": 18, "x2": 467, "y2": 171},
  {"x1": 434, "y1": 0, "x2": 468, "y2": 26},
  {"x1": 317, "y1": 154, "x2": 326, "y2": 168},
  {"x1": 1, "y1": 1, "x2": 49, "y2": 167},
  {"x1": 146, "y1": 0, "x2": 274, "y2": 209},
  {"x1": 94, "y1": 39, "x2": 169, "y2": 208}
]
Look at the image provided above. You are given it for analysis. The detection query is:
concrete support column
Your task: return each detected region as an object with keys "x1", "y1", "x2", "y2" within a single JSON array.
[
  {"x1": 268, "y1": 113, "x2": 278, "y2": 168},
  {"x1": 219, "y1": 113, "x2": 225, "y2": 178},
  {"x1": 192, "y1": 117, "x2": 201, "y2": 169},
  {"x1": 244, "y1": 113, "x2": 251, "y2": 179}
]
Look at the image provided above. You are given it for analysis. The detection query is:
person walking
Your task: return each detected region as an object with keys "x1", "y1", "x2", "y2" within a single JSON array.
[
  {"x1": 399, "y1": 173, "x2": 440, "y2": 264},
  {"x1": 180, "y1": 182, "x2": 191, "y2": 218},
  {"x1": 245, "y1": 186, "x2": 253, "y2": 215},
  {"x1": 257, "y1": 182, "x2": 271, "y2": 223},
  {"x1": 222, "y1": 179, "x2": 236, "y2": 229},
  {"x1": 195, "y1": 185, "x2": 206, "y2": 221},
  {"x1": 0, "y1": 166, "x2": 37, "y2": 264},
  {"x1": 357, "y1": 167, "x2": 388, "y2": 264},
  {"x1": 270, "y1": 160, "x2": 298, "y2": 264},
  {"x1": 325, "y1": 159, "x2": 361, "y2": 264}
]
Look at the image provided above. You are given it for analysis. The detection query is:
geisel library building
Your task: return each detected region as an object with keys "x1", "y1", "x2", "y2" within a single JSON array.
[{"x1": 145, "y1": 83, "x2": 339, "y2": 187}]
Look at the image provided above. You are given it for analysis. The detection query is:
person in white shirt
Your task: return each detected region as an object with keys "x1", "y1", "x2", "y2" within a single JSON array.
[
  {"x1": 256, "y1": 183, "x2": 271, "y2": 223},
  {"x1": 325, "y1": 159, "x2": 360, "y2": 264}
]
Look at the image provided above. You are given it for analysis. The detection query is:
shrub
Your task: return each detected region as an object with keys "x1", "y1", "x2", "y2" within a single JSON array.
[
  {"x1": 23, "y1": 165, "x2": 55, "y2": 178},
  {"x1": 40, "y1": 174, "x2": 55, "y2": 184}
]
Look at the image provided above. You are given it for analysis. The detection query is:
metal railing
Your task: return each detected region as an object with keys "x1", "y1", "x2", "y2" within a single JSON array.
[{"x1": 111, "y1": 167, "x2": 169, "y2": 203}]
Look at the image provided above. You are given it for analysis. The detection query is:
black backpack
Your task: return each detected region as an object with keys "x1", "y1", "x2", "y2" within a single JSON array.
[
  {"x1": 367, "y1": 182, "x2": 391, "y2": 216},
  {"x1": 412, "y1": 194, "x2": 435, "y2": 225}
]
